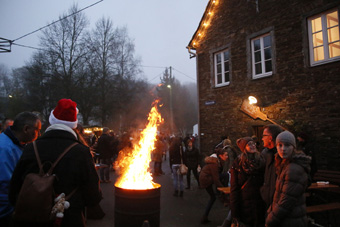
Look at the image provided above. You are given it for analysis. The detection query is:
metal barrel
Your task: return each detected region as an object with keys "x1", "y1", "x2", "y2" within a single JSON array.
[{"x1": 114, "y1": 185, "x2": 161, "y2": 227}]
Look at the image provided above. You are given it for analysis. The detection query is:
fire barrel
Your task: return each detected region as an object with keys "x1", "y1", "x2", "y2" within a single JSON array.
[{"x1": 114, "y1": 184, "x2": 161, "y2": 227}]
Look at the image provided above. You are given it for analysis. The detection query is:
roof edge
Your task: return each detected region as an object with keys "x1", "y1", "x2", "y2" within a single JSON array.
[{"x1": 187, "y1": 0, "x2": 217, "y2": 50}]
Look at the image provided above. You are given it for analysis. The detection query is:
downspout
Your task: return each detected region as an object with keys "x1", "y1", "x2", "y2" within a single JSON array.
[{"x1": 187, "y1": 46, "x2": 196, "y2": 59}]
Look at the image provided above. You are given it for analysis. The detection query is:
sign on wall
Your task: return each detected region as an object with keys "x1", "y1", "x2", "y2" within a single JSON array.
[{"x1": 240, "y1": 99, "x2": 284, "y2": 128}]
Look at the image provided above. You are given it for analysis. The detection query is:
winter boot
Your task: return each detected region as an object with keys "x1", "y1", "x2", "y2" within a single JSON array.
[
  {"x1": 173, "y1": 190, "x2": 178, "y2": 197},
  {"x1": 179, "y1": 191, "x2": 184, "y2": 197}
]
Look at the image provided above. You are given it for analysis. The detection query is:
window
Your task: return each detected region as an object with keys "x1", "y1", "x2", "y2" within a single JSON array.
[
  {"x1": 251, "y1": 34, "x2": 272, "y2": 79},
  {"x1": 308, "y1": 9, "x2": 340, "y2": 65},
  {"x1": 214, "y1": 50, "x2": 230, "y2": 87}
]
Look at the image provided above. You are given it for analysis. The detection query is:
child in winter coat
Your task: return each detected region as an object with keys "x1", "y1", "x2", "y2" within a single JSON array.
[{"x1": 266, "y1": 131, "x2": 311, "y2": 227}]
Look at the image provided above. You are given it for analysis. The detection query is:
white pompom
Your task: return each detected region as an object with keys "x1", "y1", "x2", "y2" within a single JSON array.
[
  {"x1": 56, "y1": 212, "x2": 64, "y2": 218},
  {"x1": 64, "y1": 201, "x2": 70, "y2": 209}
]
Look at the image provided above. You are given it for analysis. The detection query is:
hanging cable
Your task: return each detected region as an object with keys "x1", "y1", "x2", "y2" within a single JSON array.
[
  {"x1": 149, "y1": 72, "x2": 164, "y2": 82},
  {"x1": 172, "y1": 68, "x2": 196, "y2": 81},
  {"x1": 12, "y1": 43, "x2": 46, "y2": 51},
  {"x1": 139, "y1": 65, "x2": 166, "y2": 69},
  {"x1": 12, "y1": 0, "x2": 103, "y2": 43}
]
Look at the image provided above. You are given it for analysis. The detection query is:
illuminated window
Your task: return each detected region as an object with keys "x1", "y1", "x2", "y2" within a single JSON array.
[
  {"x1": 251, "y1": 33, "x2": 272, "y2": 79},
  {"x1": 214, "y1": 50, "x2": 230, "y2": 87},
  {"x1": 308, "y1": 9, "x2": 340, "y2": 65}
]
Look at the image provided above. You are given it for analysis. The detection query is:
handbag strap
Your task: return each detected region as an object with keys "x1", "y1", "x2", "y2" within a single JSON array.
[
  {"x1": 65, "y1": 187, "x2": 78, "y2": 200},
  {"x1": 179, "y1": 146, "x2": 184, "y2": 164},
  {"x1": 33, "y1": 141, "x2": 78, "y2": 176}
]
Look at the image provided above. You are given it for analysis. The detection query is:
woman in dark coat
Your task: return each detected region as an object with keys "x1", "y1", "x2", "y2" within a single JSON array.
[
  {"x1": 199, "y1": 148, "x2": 228, "y2": 224},
  {"x1": 230, "y1": 137, "x2": 265, "y2": 227},
  {"x1": 266, "y1": 131, "x2": 311, "y2": 227},
  {"x1": 184, "y1": 139, "x2": 200, "y2": 189}
]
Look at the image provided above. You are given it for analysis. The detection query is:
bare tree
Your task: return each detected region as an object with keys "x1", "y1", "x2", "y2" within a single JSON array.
[
  {"x1": 0, "y1": 64, "x2": 11, "y2": 118},
  {"x1": 85, "y1": 17, "x2": 143, "y2": 126},
  {"x1": 39, "y1": 4, "x2": 89, "y2": 101},
  {"x1": 2, "y1": 8, "x2": 152, "y2": 130}
]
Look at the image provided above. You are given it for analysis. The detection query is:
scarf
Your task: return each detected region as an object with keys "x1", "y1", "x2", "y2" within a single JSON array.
[
  {"x1": 45, "y1": 124, "x2": 78, "y2": 139},
  {"x1": 241, "y1": 152, "x2": 265, "y2": 175}
]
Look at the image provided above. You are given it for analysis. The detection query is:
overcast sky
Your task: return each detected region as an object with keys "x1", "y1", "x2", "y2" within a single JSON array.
[{"x1": 0, "y1": 0, "x2": 208, "y2": 84}]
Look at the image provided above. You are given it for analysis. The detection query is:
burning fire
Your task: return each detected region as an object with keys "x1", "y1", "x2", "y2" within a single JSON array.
[{"x1": 115, "y1": 101, "x2": 163, "y2": 189}]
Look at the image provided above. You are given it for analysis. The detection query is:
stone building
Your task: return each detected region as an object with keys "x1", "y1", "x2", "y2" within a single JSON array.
[{"x1": 187, "y1": 0, "x2": 340, "y2": 170}]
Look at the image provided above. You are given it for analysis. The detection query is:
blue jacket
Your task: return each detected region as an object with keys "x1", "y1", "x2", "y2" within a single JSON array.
[{"x1": 0, "y1": 128, "x2": 23, "y2": 218}]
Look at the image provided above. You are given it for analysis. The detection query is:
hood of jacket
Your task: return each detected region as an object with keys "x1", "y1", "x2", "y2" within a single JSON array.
[
  {"x1": 291, "y1": 151, "x2": 311, "y2": 174},
  {"x1": 204, "y1": 155, "x2": 219, "y2": 165},
  {"x1": 275, "y1": 151, "x2": 311, "y2": 174}
]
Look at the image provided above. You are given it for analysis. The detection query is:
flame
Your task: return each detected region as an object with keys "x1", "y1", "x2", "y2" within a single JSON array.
[{"x1": 115, "y1": 100, "x2": 163, "y2": 189}]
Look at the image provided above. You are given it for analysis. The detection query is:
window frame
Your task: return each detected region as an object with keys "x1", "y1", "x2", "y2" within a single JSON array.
[
  {"x1": 251, "y1": 33, "x2": 273, "y2": 79},
  {"x1": 213, "y1": 49, "x2": 230, "y2": 87},
  {"x1": 308, "y1": 8, "x2": 340, "y2": 66}
]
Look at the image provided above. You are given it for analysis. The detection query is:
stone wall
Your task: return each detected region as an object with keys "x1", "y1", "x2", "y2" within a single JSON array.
[{"x1": 195, "y1": 0, "x2": 340, "y2": 170}]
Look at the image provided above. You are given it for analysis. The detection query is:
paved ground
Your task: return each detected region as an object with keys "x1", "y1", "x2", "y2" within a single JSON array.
[{"x1": 87, "y1": 156, "x2": 229, "y2": 227}]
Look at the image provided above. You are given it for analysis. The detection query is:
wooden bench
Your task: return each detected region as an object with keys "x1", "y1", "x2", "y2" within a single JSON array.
[
  {"x1": 217, "y1": 187, "x2": 230, "y2": 194},
  {"x1": 306, "y1": 170, "x2": 340, "y2": 226},
  {"x1": 307, "y1": 202, "x2": 340, "y2": 214}
]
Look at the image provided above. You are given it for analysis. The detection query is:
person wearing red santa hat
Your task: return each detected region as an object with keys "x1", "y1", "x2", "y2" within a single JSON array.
[{"x1": 10, "y1": 98, "x2": 102, "y2": 227}]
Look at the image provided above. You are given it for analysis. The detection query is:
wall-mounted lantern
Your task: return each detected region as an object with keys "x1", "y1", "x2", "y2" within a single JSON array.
[{"x1": 240, "y1": 96, "x2": 285, "y2": 129}]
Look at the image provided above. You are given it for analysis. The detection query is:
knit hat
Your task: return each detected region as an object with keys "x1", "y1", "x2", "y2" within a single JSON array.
[
  {"x1": 49, "y1": 99, "x2": 79, "y2": 129},
  {"x1": 236, "y1": 137, "x2": 253, "y2": 152},
  {"x1": 276, "y1": 131, "x2": 296, "y2": 148},
  {"x1": 223, "y1": 139, "x2": 232, "y2": 147}
]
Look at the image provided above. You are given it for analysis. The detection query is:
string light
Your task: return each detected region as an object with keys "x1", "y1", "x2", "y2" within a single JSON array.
[{"x1": 190, "y1": 0, "x2": 218, "y2": 48}]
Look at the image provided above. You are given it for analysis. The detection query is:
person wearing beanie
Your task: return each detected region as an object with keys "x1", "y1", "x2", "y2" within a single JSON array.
[
  {"x1": 260, "y1": 124, "x2": 283, "y2": 209},
  {"x1": 227, "y1": 137, "x2": 266, "y2": 227},
  {"x1": 236, "y1": 137, "x2": 253, "y2": 153},
  {"x1": 277, "y1": 130, "x2": 296, "y2": 146},
  {"x1": 9, "y1": 99, "x2": 102, "y2": 226},
  {"x1": 266, "y1": 131, "x2": 311, "y2": 227}
]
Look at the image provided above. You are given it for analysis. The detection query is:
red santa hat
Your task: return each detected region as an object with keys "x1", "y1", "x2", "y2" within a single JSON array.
[{"x1": 49, "y1": 99, "x2": 79, "y2": 129}]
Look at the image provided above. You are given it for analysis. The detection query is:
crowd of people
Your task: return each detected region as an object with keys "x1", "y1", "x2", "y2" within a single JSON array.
[
  {"x1": 0, "y1": 98, "x2": 314, "y2": 227},
  {"x1": 166, "y1": 124, "x2": 313, "y2": 227}
]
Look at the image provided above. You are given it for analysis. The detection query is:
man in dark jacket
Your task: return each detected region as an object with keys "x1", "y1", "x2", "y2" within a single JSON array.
[
  {"x1": 9, "y1": 99, "x2": 102, "y2": 227},
  {"x1": 97, "y1": 127, "x2": 114, "y2": 183},
  {"x1": 260, "y1": 124, "x2": 283, "y2": 209}
]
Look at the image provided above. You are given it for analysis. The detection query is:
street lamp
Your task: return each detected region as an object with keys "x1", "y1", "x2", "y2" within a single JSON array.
[{"x1": 167, "y1": 85, "x2": 174, "y2": 135}]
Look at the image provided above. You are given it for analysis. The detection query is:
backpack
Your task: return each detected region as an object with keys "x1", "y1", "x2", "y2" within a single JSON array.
[{"x1": 13, "y1": 141, "x2": 78, "y2": 223}]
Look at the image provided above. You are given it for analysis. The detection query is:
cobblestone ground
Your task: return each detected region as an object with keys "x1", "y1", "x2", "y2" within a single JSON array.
[{"x1": 87, "y1": 155, "x2": 229, "y2": 227}]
